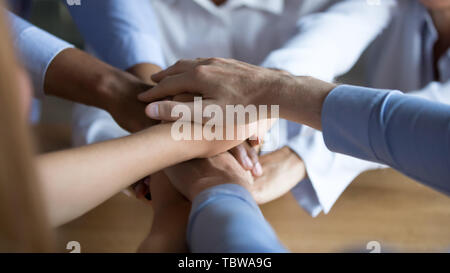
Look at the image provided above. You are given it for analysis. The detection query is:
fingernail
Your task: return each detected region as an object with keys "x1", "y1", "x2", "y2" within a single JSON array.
[
  {"x1": 147, "y1": 104, "x2": 159, "y2": 118},
  {"x1": 253, "y1": 162, "x2": 263, "y2": 176},
  {"x1": 243, "y1": 156, "x2": 254, "y2": 169}
]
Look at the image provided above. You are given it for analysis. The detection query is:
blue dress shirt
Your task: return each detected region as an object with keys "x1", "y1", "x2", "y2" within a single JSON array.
[
  {"x1": 188, "y1": 184, "x2": 287, "y2": 253},
  {"x1": 189, "y1": 85, "x2": 449, "y2": 253},
  {"x1": 8, "y1": 0, "x2": 164, "y2": 97},
  {"x1": 322, "y1": 85, "x2": 450, "y2": 195},
  {"x1": 65, "y1": 0, "x2": 165, "y2": 70}
]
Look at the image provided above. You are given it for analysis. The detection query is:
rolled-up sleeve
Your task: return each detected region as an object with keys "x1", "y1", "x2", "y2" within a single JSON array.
[
  {"x1": 65, "y1": 0, "x2": 165, "y2": 70},
  {"x1": 188, "y1": 184, "x2": 287, "y2": 253},
  {"x1": 7, "y1": 11, "x2": 73, "y2": 98},
  {"x1": 322, "y1": 85, "x2": 450, "y2": 195}
]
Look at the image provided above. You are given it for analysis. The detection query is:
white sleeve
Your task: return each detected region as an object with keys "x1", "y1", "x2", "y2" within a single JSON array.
[
  {"x1": 71, "y1": 103, "x2": 128, "y2": 147},
  {"x1": 261, "y1": 0, "x2": 396, "y2": 216},
  {"x1": 408, "y1": 81, "x2": 450, "y2": 105},
  {"x1": 261, "y1": 0, "x2": 396, "y2": 81},
  {"x1": 263, "y1": 120, "x2": 385, "y2": 217}
]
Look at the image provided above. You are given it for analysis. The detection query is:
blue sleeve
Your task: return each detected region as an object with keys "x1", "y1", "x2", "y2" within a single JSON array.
[
  {"x1": 65, "y1": 0, "x2": 165, "y2": 70},
  {"x1": 187, "y1": 184, "x2": 287, "y2": 253},
  {"x1": 322, "y1": 85, "x2": 450, "y2": 195},
  {"x1": 6, "y1": 11, "x2": 73, "y2": 98}
]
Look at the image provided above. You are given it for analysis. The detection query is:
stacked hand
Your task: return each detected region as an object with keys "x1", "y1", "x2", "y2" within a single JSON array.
[{"x1": 138, "y1": 57, "x2": 335, "y2": 130}]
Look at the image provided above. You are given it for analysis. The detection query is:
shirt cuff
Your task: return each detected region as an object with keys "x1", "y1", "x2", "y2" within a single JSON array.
[
  {"x1": 14, "y1": 27, "x2": 73, "y2": 98},
  {"x1": 188, "y1": 184, "x2": 260, "y2": 241},
  {"x1": 322, "y1": 85, "x2": 392, "y2": 161},
  {"x1": 190, "y1": 184, "x2": 259, "y2": 217}
]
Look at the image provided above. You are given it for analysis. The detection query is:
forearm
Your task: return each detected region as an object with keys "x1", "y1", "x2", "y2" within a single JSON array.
[
  {"x1": 269, "y1": 75, "x2": 335, "y2": 130},
  {"x1": 322, "y1": 85, "x2": 450, "y2": 192},
  {"x1": 138, "y1": 204, "x2": 190, "y2": 253},
  {"x1": 44, "y1": 48, "x2": 127, "y2": 110},
  {"x1": 35, "y1": 123, "x2": 201, "y2": 227},
  {"x1": 188, "y1": 184, "x2": 287, "y2": 253}
]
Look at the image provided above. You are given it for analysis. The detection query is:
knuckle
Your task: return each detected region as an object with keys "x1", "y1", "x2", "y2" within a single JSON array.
[
  {"x1": 192, "y1": 65, "x2": 208, "y2": 78},
  {"x1": 174, "y1": 59, "x2": 187, "y2": 67},
  {"x1": 207, "y1": 57, "x2": 223, "y2": 64}
]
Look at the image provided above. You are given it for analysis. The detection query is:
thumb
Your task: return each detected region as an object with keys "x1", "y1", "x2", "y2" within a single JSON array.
[
  {"x1": 145, "y1": 101, "x2": 187, "y2": 122},
  {"x1": 145, "y1": 99, "x2": 216, "y2": 123}
]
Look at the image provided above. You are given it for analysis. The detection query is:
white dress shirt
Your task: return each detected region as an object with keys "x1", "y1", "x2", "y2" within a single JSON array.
[
  {"x1": 365, "y1": 1, "x2": 450, "y2": 100},
  {"x1": 72, "y1": 0, "x2": 396, "y2": 216}
]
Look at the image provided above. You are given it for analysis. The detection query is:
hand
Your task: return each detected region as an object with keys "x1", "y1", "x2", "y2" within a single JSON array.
[
  {"x1": 127, "y1": 176, "x2": 151, "y2": 201},
  {"x1": 230, "y1": 142, "x2": 263, "y2": 177},
  {"x1": 138, "y1": 58, "x2": 290, "y2": 123},
  {"x1": 105, "y1": 70, "x2": 160, "y2": 132},
  {"x1": 126, "y1": 62, "x2": 162, "y2": 85},
  {"x1": 164, "y1": 152, "x2": 254, "y2": 201},
  {"x1": 137, "y1": 172, "x2": 190, "y2": 253},
  {"x1": 251, "y1": 146, "x2": 306, "y2": 204},
  {"x1": 138, "y1": 58, "x2": 336, "y2": 130},
  {"x1": 44, "y1": 48, "x2": 159, "y2": 133}
]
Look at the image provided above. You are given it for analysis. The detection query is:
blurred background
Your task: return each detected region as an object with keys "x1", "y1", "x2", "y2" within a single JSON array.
[{"x1": 22, "y1": 0, "x2": 450, "y2": 253}]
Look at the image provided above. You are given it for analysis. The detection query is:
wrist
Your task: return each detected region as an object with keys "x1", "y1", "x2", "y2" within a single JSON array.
[
  {"x1": 281, "y1": 76, "x2": 336, "y2": 130},
  {"x1": 91, "y1": 68, "x2": 126, "y2": 112},
  {"x1": 256, "y1": 69, "x2": 304, "y2": 119},
  {"x1": 94, "y1": 68, "x2": 150, "y2": 114},
  {"x1": 127, "y1": 63, "x2": 163, "y2": 84}
]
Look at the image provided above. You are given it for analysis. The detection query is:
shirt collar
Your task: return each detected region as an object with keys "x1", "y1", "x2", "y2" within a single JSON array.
[{"x1": 165, "y1": 0, "x2": 285, "y2": 15}]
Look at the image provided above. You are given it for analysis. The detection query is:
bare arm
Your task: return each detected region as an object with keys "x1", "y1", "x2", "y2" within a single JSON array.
[
  {"x1": 137, "y1": 172, "x2": 190, "y2": 253},
  {"x1": 36, "y1": 123, "x2": 242, "y2": 227},
  {"x1": 44, "y1": 48, "x2": 158, "y2": 132}
]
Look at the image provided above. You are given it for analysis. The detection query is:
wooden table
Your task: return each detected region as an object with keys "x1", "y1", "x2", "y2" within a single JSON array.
[{"x1": 34, "y1": 124, "x2": 450, "y2": 253}]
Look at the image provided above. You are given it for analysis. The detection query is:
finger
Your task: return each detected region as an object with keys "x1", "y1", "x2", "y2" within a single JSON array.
[
  {"x1": 135, "y1": 182, "x2": 147, "y2": 200},
  {"x1": 173, "y1": 93, "x2": 197, "y2": 102},
  {"x1": 145, "y1": 99, "x2": 214, "y2": 124},
  {"x1": 246, "y1": 145, "x2": 259, "y2": 165},
  {"x1": 230, "y1": 144, "x2": 254, "y2": 171},
  {"x1": 138, "y1": 73, "x2": 198, "y2": 102},
  {"x1": 245, "y1": 144, "x2": 262, "y2": 177},
  {"x1": 248, "y1": 135, "x2": 263, "y2": 147},
  {"x1": 151, "y1": 59, "x2": 198, "y2": 83}
]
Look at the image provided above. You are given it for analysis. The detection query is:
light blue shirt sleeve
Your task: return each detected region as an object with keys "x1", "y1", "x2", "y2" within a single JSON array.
[
  {"x1": 188, "y1": 184, "x2": 287, "y2": 253},
  {"x1": 65, "y1": 0, "x2": 165, "y2": 70},
  {"x1": 7, "y1": 11, "x2": 73, "y2": 98},
  {"x1": 322, "y1": 85, "x2": 450, "y2": 195}
]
